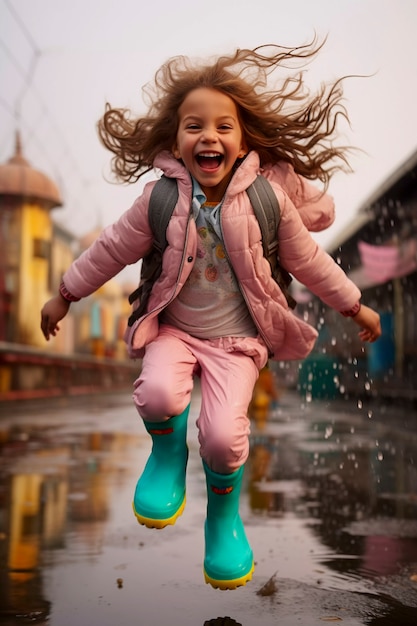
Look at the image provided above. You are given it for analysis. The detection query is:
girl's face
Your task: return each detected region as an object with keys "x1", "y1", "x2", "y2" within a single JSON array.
[{"x1": 173, "y1": 87, "x2": 247, "y2": 202}]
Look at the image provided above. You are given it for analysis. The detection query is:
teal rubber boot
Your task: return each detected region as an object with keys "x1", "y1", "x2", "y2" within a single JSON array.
[
  {"x1": 203, "y1": 462, "x2": 254, "y2": 590},
  {"x1": 133, "y1": 405, "x2": 189, "y2": 529}
]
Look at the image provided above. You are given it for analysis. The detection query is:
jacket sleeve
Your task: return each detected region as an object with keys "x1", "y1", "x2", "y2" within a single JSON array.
[
  {"x1": 62, "y1": 182, "x2": 155, "y2": 299},
  {"x1": 274, "y1": 185, "x2": 361, "y2": 312},
  {"x1": 261, "y1": 161, "x2": 335, "y2": 231}
]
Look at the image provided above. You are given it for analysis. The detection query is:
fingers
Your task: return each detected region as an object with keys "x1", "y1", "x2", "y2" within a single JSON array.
[
  {"x1": 40, "y1": 315, "x2": 49, "y2": 340},
  {"x1": 358, "y1": 329, "x2": 378, "y2": 343},
  {"x1": 41, "y1": 316, "x2": 59, "y2": 341}
]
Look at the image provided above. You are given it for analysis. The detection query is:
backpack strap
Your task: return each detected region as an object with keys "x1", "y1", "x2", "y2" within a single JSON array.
[
  {"x1": 247, "y1": 176, "x2": 296, "y2": 309},
  {"x1": 148, "y1": 175, "x2": 179, "y2": 253},
  {"x1": 246, "y1": 175, "x2": 280, "y2": 259},
  {"x1": 127, "y1": 176, "x2": 178, "y2": 325}
]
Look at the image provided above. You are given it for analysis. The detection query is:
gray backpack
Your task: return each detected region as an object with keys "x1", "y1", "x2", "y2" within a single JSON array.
[{"x1": 127, "y1": 175, "x2": 294, "y2": 327}]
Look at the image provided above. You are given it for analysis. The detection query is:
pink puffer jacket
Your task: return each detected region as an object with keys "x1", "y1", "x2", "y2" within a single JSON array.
[{"x1": 63, "y1": 151, "x2": 360, "y2": 361}]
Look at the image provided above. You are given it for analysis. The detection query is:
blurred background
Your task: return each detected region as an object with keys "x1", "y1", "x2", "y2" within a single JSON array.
[{"x1": 0, "y1": 0, "x2": 416, "y2": 402}]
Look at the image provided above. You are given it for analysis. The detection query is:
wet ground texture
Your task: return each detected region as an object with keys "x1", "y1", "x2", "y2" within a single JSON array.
[{"x1": 0, "y1": 388, "x2": 416, "y2": 625}]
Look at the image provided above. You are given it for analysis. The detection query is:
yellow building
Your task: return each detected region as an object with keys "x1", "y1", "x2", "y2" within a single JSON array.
[
  {"x1": 0, "y1": 135, "x2": 131, "y2": 360},
  {"x1": 0, "y1": 133, "x2": 62, "y2": 347},
  {"x1": 0, "y1": 135, "x2": 137, "y2": 398}
]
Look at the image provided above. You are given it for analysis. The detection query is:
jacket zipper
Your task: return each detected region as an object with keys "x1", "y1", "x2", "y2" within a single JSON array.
[{"x1": 218, "y1": 202, "x2": 274, "y2": 356}]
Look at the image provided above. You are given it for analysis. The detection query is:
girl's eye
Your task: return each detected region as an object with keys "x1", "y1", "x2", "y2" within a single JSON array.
[
  {"x1": 186, "y1": 124, "x2": 200, "y2": 130},
  {"x1": 219, "y1": 124, "x2": 232, "y2": 130}
]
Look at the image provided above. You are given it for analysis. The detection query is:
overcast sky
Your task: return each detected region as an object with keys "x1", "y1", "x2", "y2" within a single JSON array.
[{"x1": 1, "y1": 0, "x2": 417, "y2": 282}]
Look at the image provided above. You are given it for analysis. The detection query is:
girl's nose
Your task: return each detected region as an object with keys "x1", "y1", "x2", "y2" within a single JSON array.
[{"x1": 201, "y1": 128, "x2": 217, "y2": 142}]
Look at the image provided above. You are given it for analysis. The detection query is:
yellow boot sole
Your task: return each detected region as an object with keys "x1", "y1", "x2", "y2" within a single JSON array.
[
  {"x1": 204, "y1": 561, "x2": 254, "y2": 590},
  {"x1": 132, "y1": 495, "x2": 186, "y2": 529}
]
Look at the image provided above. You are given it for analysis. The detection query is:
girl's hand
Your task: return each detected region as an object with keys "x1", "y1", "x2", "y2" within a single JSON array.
[
  {"x1": 40, "y1": 295, "x2": 71, "y2": 340},
  {"x1": 351, "y1": 304, "x2": 382, "y2": 343}
]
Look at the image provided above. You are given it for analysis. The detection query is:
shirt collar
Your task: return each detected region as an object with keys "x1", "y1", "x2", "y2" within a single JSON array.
[
  {"x1": 192, "y1": 177, "x2": 207, "y2": 205},
  {"x1": 191, "y1": 177, "x2": 223, "y2": 219},
  {"x1": 191, "y1": 177, "x2": 207, "y2": 219},
  {"x1": 191, "y1": 177, "x2": 223, "y2": 237}
]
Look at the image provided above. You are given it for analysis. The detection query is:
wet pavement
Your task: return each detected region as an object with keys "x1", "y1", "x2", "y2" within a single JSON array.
[{"x1": 0, "y1": 387, "x2": 416, "y2": 626}]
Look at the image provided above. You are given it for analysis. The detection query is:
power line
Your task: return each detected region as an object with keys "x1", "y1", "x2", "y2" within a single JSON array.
[
  {"x1": 0, "y1": 37, "x2": 42, "y2": 121},
  {"x1": 0, "y1": 36, "x2": 94, "y2": 198},
  {"x1": 0, "y1": 37, "x2": 27, "y2": 81},
  {"x1": 1, "y1": 0, "x2": 103, "y2": 232},
  {"x1": 4, "y1": 0, "x2": 40, "y2": 53}
]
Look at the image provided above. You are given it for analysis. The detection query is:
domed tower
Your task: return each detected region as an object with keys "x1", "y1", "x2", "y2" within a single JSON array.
[{"x1": 0, "y1": 133, "x2": 62, "y2": 345}]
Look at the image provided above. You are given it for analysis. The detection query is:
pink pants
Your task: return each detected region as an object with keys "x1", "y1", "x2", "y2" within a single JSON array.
[{"x1": 133, "y1": 324, "x2": 268, "y2": 474}]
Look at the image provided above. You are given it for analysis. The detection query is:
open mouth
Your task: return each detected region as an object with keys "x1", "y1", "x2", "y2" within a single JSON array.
[{"x1": 196, "y1": 152, "x2": 224, "y2": 170}]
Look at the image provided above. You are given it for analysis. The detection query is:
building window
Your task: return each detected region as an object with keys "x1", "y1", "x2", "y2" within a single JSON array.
[{"x1": 33, "y1": 238, "x2": 51, "y2": 259}]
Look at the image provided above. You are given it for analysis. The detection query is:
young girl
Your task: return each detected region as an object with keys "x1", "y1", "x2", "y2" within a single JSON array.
[{"x1": 40, "y1": 40, "x2": 381, "y2": 591}]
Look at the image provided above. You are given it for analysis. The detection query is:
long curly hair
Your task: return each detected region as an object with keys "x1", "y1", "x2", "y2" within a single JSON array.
[{"x1": 98, "y1": 37, "x2": 353, "y2": 187}]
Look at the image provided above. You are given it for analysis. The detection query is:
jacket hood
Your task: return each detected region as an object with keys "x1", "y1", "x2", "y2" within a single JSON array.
[{"x1": 154, "y1": 151, "x2": 188, "y2": 180}]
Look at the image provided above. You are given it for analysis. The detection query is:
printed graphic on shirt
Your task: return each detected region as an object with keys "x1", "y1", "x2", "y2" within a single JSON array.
[{"x1": 187, "y1": 220, "x2": 238, "y2": 294}]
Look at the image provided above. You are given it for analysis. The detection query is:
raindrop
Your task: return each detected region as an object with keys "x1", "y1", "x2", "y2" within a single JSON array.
[
  {"x1": 368, "y1": 410, "x2": 373, "y2": 419},
  {"x1": 377, "y1": 452, "x2": 384, "y2": 461},
  {"x1": 357, "y1": 399, "x2": 362, "y2": 409},
  {"x1": 331, "y1": 337, "x2": 337, "y2": 346},
  {"x1": 364, "y1": 381, "x2": 371, "y2": 391},
  {"x1": 324, "y1": 425, "x2": 333, "y2": 439}
]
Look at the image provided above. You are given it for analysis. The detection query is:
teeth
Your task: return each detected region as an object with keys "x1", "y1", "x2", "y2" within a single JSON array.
[{"x1": 198, "y1": 153, "x2": 221, "y2": 158}]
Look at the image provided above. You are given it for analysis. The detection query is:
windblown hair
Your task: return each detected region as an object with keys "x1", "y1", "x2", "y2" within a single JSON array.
[{"x1": 98, "y1": 38, "x2": 352, "y2": 187}]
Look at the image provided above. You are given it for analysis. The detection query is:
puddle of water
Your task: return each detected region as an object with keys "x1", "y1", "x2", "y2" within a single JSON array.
[
  {"x1": 247, "y1": 394, "x2": 417, "y2": 609},
  {"x1": 0, "y1": 391, "x2": 416, "y2": 625}
]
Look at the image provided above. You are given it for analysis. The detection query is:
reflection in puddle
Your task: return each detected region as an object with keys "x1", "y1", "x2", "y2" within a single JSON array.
[
  {"x1": 0, "y1": 418, "x2": 139, "y2": 624},
  {"x1": 248, "y1": 398, "x2": 417, "y2": 586}
]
